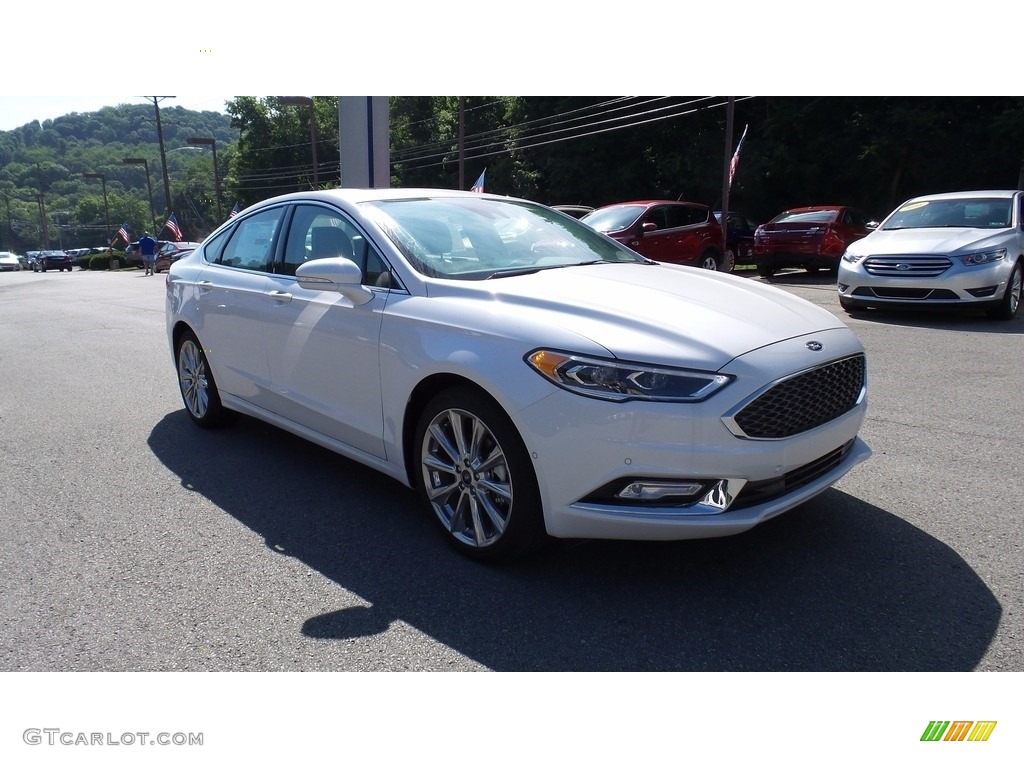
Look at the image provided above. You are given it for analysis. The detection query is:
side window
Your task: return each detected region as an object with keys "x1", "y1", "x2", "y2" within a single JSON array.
[
  {"x1": 217, "y1": 207, "x2": 284, "y2": 272},
  {"x1": 279, "y1": 204, "x2": 390, "y2": 286},
  {"x1": 642, "y1": 207, "x2": 670, "y2": 231}
]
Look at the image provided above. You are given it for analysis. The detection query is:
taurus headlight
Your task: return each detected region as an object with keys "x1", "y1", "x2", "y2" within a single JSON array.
[
  {"x1": 526, "y1": 350, "x2": 732, "y2": 402},
  {"x1": 959, "y1": 248, "x2": 1006, "y2": 266}
]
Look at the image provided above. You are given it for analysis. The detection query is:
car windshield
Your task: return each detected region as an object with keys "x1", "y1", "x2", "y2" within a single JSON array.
[
  {"x1": 363, "y1": 197, "x2": 643, "y2": 280},
  {"x1": 580, "y1": 205, "x2": 646, "y2": 233},
  {"x1": 882, "y1": 198, "x2": 1012, "y2": 230},
  {"x1": 773, "y1": 210, "x2": 838, "y2": 224}
]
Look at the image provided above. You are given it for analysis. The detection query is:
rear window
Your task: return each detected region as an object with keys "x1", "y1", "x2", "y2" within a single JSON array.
[{"x1": 773, "y1": 210, "x2": 839, "y2": 224}]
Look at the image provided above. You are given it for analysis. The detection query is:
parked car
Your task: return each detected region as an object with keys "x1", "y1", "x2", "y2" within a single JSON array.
[
  {"x1": 0, "y1": 251, "x2": 20, "y2": 272},
  {"x1": 754, "y1": 205, "x2": 873, "y2": 278},
  {"x1": 714, "y1": 211, "x2": 759, "y2": 271},
  {"x1": 35, "y1": 250, "x2": 74, "y2": 272},
  {"x1": 26, "y1": 252, "x2": 41, "y2": 270},
  {"x1": 581, "y1": 200, "x2": 725, "y2": 270},
  {"x1": 126, "y1": 240, "x2": 176, "y2": 268},
  {"x1": 167, "y1": 188, "x2": 871, "y2": 562},
  {"x1": 838, "y1": 189, "x2": 1022, "y2": 320},
  {"x1": 154, "y1": 241, "x2": 202, "y2": 273}
]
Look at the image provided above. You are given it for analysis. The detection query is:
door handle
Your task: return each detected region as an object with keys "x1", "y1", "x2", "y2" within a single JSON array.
[
  {"x1": 197, "y1": 280, "x2": 214, "y2": 293},
  {"x1": 268, "y1": 290, "x2": 293, "y2": 303}
]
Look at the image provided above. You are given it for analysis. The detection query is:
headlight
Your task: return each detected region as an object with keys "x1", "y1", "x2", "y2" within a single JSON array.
[
  {"x1": 842, "y1": 249, "x2": 865, "y2": 264},
  {"x1": 958, "y1": 248, "x2": 1006, "y2": 266},
  {"x1": 526, "y1": 349, "x2": 732, "y2": 402}
]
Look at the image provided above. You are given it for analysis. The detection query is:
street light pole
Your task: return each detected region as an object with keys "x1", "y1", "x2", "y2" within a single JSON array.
[
  {"x1": 187, "y1": 137, "x2": 222, "y2": 221},
  {"x1": 123, "y1": 158, "x2": 158, "y2": 233},
  {"x1": 280, "y1": 96, "x2": 319, "y2": 188},
  {"x1": 83, "y1": 172, "x2": 112, "y2": 246}
]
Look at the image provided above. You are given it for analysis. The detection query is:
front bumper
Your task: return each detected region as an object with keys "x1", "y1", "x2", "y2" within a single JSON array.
[
  {"x1": 516, "y1": 329, "x2": 870, "y2": 541},
  {"x1": 837, "y1": 256, "x2": 1014, "y2": 308}
]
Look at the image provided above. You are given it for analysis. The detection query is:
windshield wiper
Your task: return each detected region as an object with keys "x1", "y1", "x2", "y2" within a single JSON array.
[{"x1": 485, "y1": 260, "x2": 614, "y2": 279}]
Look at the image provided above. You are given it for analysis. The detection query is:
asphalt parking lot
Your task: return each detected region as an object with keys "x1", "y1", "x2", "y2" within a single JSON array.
[{"x1": 1, "y1": 267, "x2": 1021, "y2": 671}]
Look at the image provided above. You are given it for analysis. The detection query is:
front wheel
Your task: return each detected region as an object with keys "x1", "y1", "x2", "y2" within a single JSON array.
[
  {"x1": 415, "y1": 387, "x2": 545, "y2": 562},
  {"x1": 987, "y1": 260, "x2": 1021, "y2": 320},
  {"x1": 176, "y1": 329, "x2": 232, "y2": 427}
]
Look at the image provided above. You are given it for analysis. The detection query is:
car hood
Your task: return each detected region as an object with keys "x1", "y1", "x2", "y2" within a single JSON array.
[
  {"x1": 435, "y1": 263, "x2": 847, "y2": 370},
  {"x1": 851, "y1": 227, "x2": 1013, "y2": 256}
]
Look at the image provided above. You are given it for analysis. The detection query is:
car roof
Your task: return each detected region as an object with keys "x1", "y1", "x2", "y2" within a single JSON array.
[
  {"x1": 904, "y1": 189, "x2": 1019, "y2": 203},
  {"x1": 596, "y1": 200, "x2": 709, "y2": 209}
]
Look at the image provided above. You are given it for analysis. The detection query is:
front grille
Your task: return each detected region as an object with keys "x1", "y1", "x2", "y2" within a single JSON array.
[
  {"x1": 726, "y1": 354, "x2": 865, "y2": 439},
  {"x1": 868, "y1": 287, "x2": 958, "y2": 300},
  {"x1": 863, "y1": 255, "x2": 952, "y2": 277},
  {"x1": 730, "y1": 440, "x2": 855, "y2": 510}
]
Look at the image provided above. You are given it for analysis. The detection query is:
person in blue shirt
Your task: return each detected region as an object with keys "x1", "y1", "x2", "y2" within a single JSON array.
[{"x1": 139, "y1": 233, "x2": 157, "y2": 276}]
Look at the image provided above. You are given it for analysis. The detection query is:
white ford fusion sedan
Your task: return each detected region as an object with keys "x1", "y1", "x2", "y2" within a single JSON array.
[{"x1": 166, "y1": 189, "x2": 871, "y2": 562}]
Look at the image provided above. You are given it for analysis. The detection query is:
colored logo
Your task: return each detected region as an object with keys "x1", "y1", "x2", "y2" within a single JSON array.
[{"x1": 921, "y1": 721, "x2": 997, "y2": 742}]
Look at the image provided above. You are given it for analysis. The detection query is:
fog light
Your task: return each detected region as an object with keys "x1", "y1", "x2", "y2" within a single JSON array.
[
  {"x1": 617, "y1": 481, "x2": 705, "y2": 501},
  {"x1": 837, "y1": 282, "x2": 849, "y2": 292}
]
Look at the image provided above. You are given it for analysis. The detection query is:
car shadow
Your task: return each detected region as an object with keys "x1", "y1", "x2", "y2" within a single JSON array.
[
  {"x1": 842, "y1": 306, "x2": 1024, "y2": 333},
  {"x1": 148, "y1": 411, "x2": 1000, "y2": 671}
]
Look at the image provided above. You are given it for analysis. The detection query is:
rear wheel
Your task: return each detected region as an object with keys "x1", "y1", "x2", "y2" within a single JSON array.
[
  {"x1": 756, "y1": 261, "x2": 775, "y2": 278},
  {"x1": 415, "y1": 387, "x2": 545, "y2": 562},
  {"x1": 722, "y1": 248, "x2": 736, "y2": 273},
  {"x1": 176, "y1": 329, "x2": 232, "y2": 427},
  {"x1": 987, "y1": 260, "x2": 1022, "y2": 320},
  {"x1": 698, "y1": 250, "x2": 720, "y2": 271}
]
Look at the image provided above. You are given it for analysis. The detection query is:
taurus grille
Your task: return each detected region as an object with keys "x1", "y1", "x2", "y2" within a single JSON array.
[
  {"x1": 864, "y1": 255, "x2": 952, "y2": 277},
  {"x1": 726, "y1": 354, "x2": 866, "y2": 439}
]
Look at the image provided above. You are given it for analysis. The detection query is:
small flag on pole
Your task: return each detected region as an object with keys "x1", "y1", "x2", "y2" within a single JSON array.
[
  {"x1": 728, "y1": 124, "x2": 749, "y2": 191},
  {"x1": 229, "y1": 202, "x2": 241, "y2": 218},
  {"x1": 471, "y1": 169, "x2": 486, "y2": 193},
  {"x1": 165, "y1": 213, "x2": 183, "y2": 241},
  {"x1": 116, "y1": 222, "x2": 132, "y2": 245}
]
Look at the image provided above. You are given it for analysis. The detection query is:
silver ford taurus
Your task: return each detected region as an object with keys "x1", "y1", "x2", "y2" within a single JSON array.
[{"x1": 838, "y1": 189, "x2": 1023, "y2": 320}]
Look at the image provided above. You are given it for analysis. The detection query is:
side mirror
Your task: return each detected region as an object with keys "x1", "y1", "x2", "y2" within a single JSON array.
[
  {"x1": 640, "y1": 221, "x2": 657, "y2": 235},
  {"x1": 295, "y1": 257, "x2": 374, "y2": 305},
  {"x1": 866, "y1": 221, "x2": 879, "y2": 230}
]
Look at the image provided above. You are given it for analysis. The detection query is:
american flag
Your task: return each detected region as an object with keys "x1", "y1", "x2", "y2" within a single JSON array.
[
  {"x1": 165, "y1": 213, "x2": 183, "y2": 241},
  {"x1": 470, "y1": 169, "x2": 486, "y2": 193},
  {"x1": 116, "y1": 222, "x2": 132, "y2": 244},
  {"x1": 728, "y1": 124, "x2": 749, "y2": 191},
  {"x1": 229, "y1": 202, "x2": 241, "y2": 218}
]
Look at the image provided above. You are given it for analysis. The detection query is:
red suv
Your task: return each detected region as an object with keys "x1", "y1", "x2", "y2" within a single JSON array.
[
  {"x1": 582, "y1": 200, "x2": 725, "y2": 269},
  {"x1": 753, "y1": 205, "x2": 873, "y2": 278}
]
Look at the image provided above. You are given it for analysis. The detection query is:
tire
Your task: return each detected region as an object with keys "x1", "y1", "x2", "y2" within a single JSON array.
[
  {"x1": 415, "y1": 386, "x2": 545, "y2": 562},
  {"x1": 986, "y1": 260, "x2": 1021, "y2": 321},
  {"x1": 723, "y1": 248, "x2": 736, "y2": 273},
  {"x1": 756, "y1": 261, "x2": 775, "y2": 279},
  {"x1": 176, "y1": 329, "x2": 232, "y2": 427},
  {"x1": 698, "y1": 250, "x2": 720, "y2": 271},
  {"x1": 839, "y1": 296, "x2": 865, "y2": 313}
]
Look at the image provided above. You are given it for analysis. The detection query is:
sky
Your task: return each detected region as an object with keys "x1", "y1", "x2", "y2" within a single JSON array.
[{"x1": 0, "y1": 96, "x2": 234, "y2": 132}]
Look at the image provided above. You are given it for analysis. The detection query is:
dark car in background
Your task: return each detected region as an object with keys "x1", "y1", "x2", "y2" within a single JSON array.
[
  {"x1": 35, "y1": 250, "x2": 74, "y2": 272},
  {"x1": 754, "y1": 205, "x2": 873, "y2": 278},
  {"x1": 154, "y1": 241, "x2": 202, "y2": 273},
  {"x1": 582, "y1": 200, "x2": 725, "y2": 270},
  {"x1": 714, "y1": 211, "x2": 759, "y2": 271}
]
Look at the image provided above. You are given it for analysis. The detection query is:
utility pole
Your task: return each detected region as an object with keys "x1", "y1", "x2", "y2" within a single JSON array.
[
  {"x1": 458, "y1": 97, "x2": 465, "y2": 190},
  {"x1": 148, "y1": 97, "x2": 175, "y2": 215}
]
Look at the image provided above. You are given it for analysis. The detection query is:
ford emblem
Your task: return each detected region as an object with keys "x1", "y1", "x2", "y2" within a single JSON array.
[
  {"x1": 806, "y1": 341, "x2": 824, "y2": 351},
  {"x1": 896, "y1": 263, "x2": 911, "y2": 271}
]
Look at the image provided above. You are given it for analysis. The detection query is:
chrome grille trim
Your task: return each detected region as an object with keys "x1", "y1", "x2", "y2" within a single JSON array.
[
  {"x1": 722, "y1": 354, "x2": 866, "y2": 440},
  {"x1": 863, "y1": 254, "x2": 952, "y2": 277}
]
